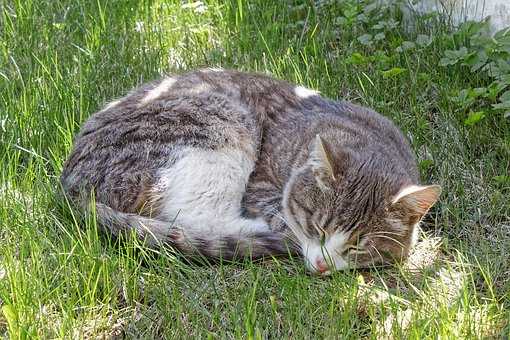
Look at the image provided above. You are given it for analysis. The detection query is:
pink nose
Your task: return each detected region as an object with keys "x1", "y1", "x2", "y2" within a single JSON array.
[{"x1": 315, "y1": 259, "x2": 328, "y2": 273}]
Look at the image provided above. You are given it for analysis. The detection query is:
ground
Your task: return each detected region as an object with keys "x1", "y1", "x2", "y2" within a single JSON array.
[{"x1": 0, "y1": 0, "x2": 509, "y2": 338}]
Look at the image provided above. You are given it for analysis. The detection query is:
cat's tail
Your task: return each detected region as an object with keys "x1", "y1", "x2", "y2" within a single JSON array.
[{"x1": 94, "y1": 202, "x2": 294, "y2": 260}]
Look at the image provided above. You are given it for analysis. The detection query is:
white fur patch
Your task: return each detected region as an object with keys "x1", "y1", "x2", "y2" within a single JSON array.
[
  {"x1": 202, "y1": 67, "x2": 224, "y2": 73},
  {"x1": 303, "y1": 232, "x2": 350, "y2": 274},
  {"x1": 157, "y1": 147, "x2": 268, "y2": 237},
  {"x1": 294, "y1": 86, "x2": 319, "y2": 99},
  {"x1": 140, "y1": 77, "x2": 176, "y2": 104},
  {"x1": 103, "y1": 99, "x2": 121, "y2": 111}
]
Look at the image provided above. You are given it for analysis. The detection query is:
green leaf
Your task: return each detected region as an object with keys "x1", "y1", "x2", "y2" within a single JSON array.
[
  {"x1": 343, "y1": 4, "x2": 359, "y2": 19},
  {"x1": 356, "y1": 13, "x2": 369, "y2": 24},
  {"x1": 372, "y1": 21, "x2": 385, "y2": 30},
  {"x1": 493, "y1": 27, "x2": 510, "y2": 40},
  {"x1": 458, "y1": 20, "x2": 490, "y2": 38},
  {"x1": 381, "y1": 67, "x2": 406, "y2": 78},
  {"x1": 492, "y1": 175, "x2": 510, "y2": 186},
  {"x1": 451, "y1": 89, "x2": 473, "y2": 106},
  {"x1": 346, "y1": 52, "x2": 368, "y2": 65},
  {"x1": 500, "y1": 90, "x2": 510, "y2": 102},
  {"x1": 334, "y1": 16, "x2": 348, "y2": 26},
  {"x1": 463, "y1": 111, "x2": 485, "y2": 126},
  {"x1": 455, "y1": 47, "x2": 469, "y2": 58},
  {"x1": 490, "y1": 59, "x2": 510, "y2": 79},
  {"x1": 440, "y1": 47, "x2": 470, "y2": 67},
  {"x1": 492, "y1": 90, "x2": 510, "y2": 110},
  {"x1": 484, "y1": 81, "x2": 508, "y2": 100},
  {"x1": 492, "y1": 100, "x2": 510, "y2": 110},
  {"x1": 386, "y1": 19, "x2": 399, "y2": 29},
  {"x1": 373, "y1": 51, "x2": 392, "y2": 68},
  {"x1": 418, "y1": 72, "x2": 431, "y2": 82},
  {"x1": 444, "y1": 50, "x2": 458, "y2": 59},
  {"x1": 452, "y1": 88, "x2": 485, "y2": 108},
  {"x1": 463, "y1": 50, "x2": 488, "y2": 71},
  {"x1": 363, "y1": 2, "x2": 378, "y2": 14},
  {"x1": 416, "y1": 34, "x2": 432, "y2": 47},
  {"x1": 493, "y1": 27, "x2": 510, "y2": 47},
  {"x1": 498, "y1": 73, "x2": 510, "y2": 83},
  {"x1": 374, "y1": 32, "x2": 385, "y2": 41},
  {"x1": 401, "y1": 41, "x2": 415, "y2": 50},
  {"x1": 452, "y1": 89, "x2": 468, "y2": 101},
  {"x1": 439, "y1": 57, "x2": 456, "y2": 66},
  {"x1": 357, "y1": 34, "x2": 372, "y2": 45},
  {"x1": 471, "y1": 87, "x2": 487, "y2": 97}
]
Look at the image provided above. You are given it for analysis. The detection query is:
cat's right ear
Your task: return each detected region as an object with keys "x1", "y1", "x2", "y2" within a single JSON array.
[
  {"x1": 309, "y1": 135, "x2": 340, "y2": 190},
  {"x1": 391, "y1": 184, "x2": 441, "y2": 222}
]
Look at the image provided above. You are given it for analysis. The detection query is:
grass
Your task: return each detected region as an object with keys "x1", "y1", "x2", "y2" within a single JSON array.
[{"x1": 1, "y1": 0, "x2": 509, "y2": 338}]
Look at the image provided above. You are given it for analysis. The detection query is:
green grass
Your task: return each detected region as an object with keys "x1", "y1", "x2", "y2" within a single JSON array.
[{"x1": 1, "y1": 0, "x2": 509, "y2": 338}]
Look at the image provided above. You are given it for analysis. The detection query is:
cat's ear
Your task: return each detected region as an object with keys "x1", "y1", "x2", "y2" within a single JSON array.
[
  {"x1": 309, "y1": 135, "x2": 339, "y2": 190},
  {"x1": 391, "y1": 185, "x2": 441, "y2": 221}
]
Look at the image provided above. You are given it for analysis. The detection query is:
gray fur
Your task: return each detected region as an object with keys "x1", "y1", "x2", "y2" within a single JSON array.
[{"x1": 61, "y1": 68, "x2": 440, "y2": 272}]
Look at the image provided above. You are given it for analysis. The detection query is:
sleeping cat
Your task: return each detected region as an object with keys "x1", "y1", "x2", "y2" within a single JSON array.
[{"x1": 60, "y1": 68, "x2": 440, "y2": 275}]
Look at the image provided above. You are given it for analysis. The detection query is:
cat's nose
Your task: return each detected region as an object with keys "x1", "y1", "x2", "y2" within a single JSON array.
[{"x1": 315, "y1": 259, "x2": 328, "y2": 273}]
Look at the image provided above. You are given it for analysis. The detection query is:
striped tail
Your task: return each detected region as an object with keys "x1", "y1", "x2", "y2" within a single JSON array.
[{"x1": 94, "y1": 203, "x2": 294, "y2": 260}]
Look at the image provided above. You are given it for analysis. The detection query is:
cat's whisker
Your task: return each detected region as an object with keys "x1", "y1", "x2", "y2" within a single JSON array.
[
  {"x1": 364, "y1": 230, "x2": 406, "y2": 239},
  {"x1": 369, "y1": 244, "x2": 385, "y2": 263},
  {"x1": 267, "y1": 210, "x2": 304, "y2": 249},
  {"x1": 370, "y1": 234, "x2": 405, "y2": 248},
  {"x1": 365, "y1": 230, "x2": 403, "y2": 237}
]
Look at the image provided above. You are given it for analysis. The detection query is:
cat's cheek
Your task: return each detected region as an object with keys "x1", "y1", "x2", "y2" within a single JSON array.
[{"x1": 330, "y1": 256, "x2": 350, "y2": 272}]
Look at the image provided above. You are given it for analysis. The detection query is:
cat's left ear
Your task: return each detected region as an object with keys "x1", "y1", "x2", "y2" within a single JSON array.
[
  {"x1": 309, "y1": 135, "x2": 341, "y2": 190},
  {"x1": 391, "y1": 185, "x2": 441, "y2": 221}
]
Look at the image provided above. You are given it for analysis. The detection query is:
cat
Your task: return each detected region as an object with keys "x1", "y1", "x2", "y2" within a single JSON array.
[{"x1": 60, "y1": 68, "x2": 441, "y2": 275}]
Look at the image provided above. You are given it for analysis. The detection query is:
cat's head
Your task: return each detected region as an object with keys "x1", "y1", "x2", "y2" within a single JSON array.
[{"x1": 282, "y1": 135, "x2": 441, "y2": 275}]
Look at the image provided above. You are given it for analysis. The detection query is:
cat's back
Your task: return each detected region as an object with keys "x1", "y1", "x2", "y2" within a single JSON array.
[
  {"x1": 60, "y1": 69, "x2": 273, "y2": 211},
  {"x1": 328, "y1": 99, "x2": 419, "y2": 181}
]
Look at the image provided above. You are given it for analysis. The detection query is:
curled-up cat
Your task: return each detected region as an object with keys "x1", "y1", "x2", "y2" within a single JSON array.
[{"x1": 61, "y1": 68, "x2": 440, "y2": 275}]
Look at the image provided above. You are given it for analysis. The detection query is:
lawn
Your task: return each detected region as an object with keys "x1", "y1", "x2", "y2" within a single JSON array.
[{"x1": 1, "y1": 0, "x2": 509, "y2": 338}]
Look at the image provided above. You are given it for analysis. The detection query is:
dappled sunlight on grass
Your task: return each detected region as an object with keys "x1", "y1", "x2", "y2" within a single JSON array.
[
  {"x1": 352, "y1": 233, "x2": 507, "y2": 338},
  {"x1": 1, "y1": 0, "x2": 509, "y2": 337}
]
